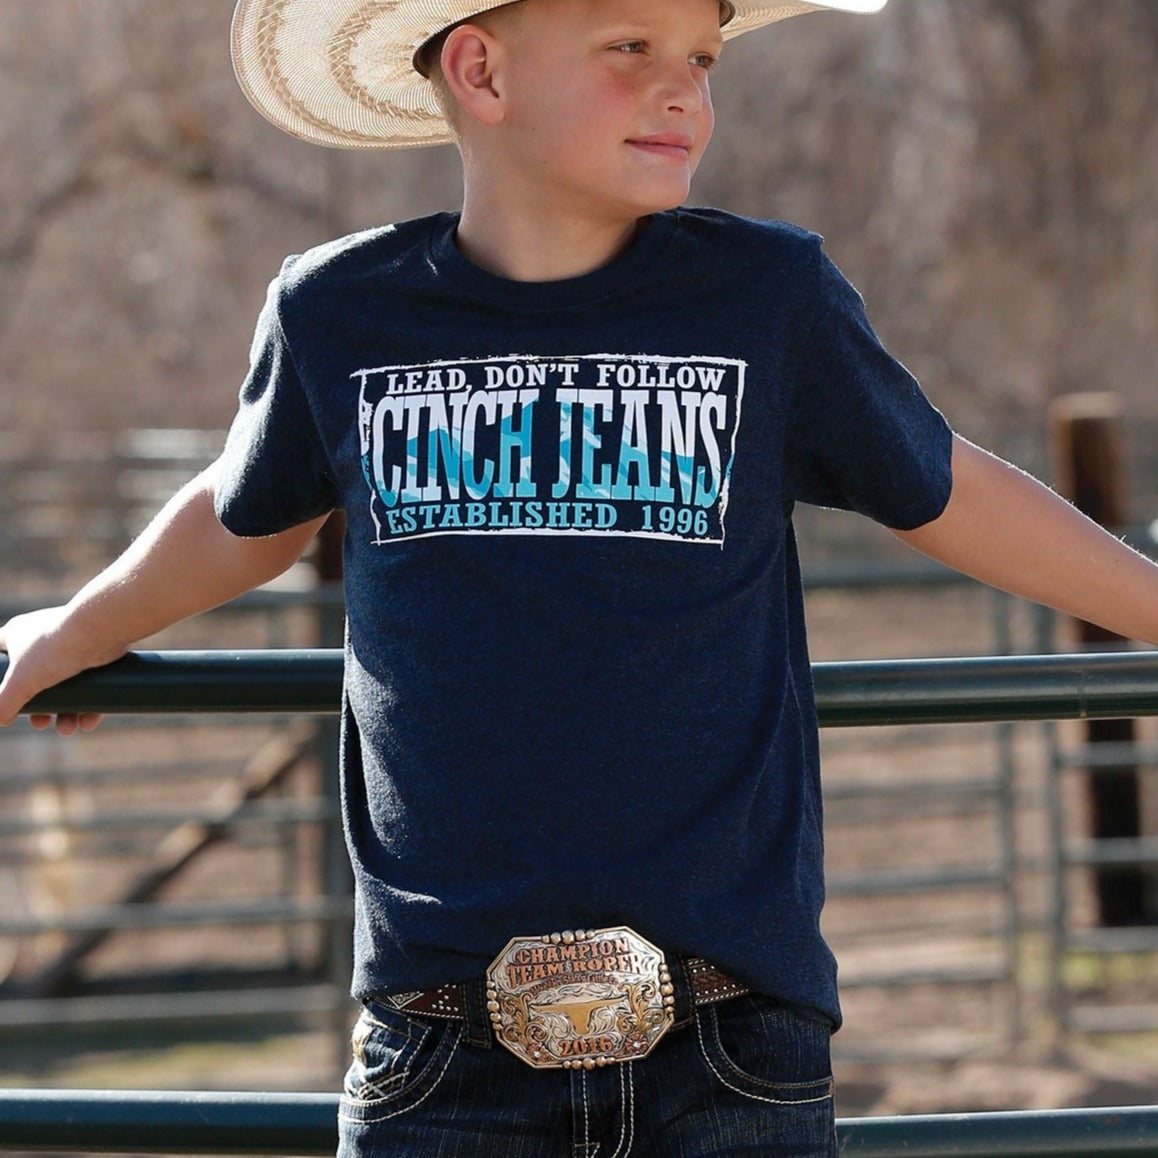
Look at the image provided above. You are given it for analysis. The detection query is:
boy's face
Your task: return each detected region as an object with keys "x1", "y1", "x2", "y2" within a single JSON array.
[{"x1": 485, "y1": 0, "x2": 723, "y2": 224}]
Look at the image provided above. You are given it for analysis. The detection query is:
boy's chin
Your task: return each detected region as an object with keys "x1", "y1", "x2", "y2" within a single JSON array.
[
  {"x1": 644, "y1": 193, "x2": 692, "y2": 215},
  {"x1": 626, "y1": 185, "x2": 694, "y2": 216}
]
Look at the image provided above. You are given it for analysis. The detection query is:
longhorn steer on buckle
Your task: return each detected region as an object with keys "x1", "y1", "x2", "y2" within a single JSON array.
[{"x1": 485, "y1": 926, "x2": 676, "y2": 1070}]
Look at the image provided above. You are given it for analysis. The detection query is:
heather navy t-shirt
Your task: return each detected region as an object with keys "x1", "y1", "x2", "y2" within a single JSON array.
[{"x1": 215, "y1": 208, "x2": 953, "y2": 1028}]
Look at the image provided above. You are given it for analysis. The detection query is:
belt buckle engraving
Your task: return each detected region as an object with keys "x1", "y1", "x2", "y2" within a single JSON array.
[{"x1": 486, "y1": 926, "x2": 675, "y2": 1070}]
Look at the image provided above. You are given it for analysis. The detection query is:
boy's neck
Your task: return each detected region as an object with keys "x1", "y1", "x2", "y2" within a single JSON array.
[{"x1": 454, "y1": 193, "x2": 649, "y2": 282}]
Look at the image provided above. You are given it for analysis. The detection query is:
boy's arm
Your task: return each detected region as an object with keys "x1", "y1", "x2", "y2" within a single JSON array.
[
  {"x1": 894, "y1": 435, "x2": 1158, "y2": 646},
  {"x1": 0, "y1": 460, "x2": 328, "y2": 733}
]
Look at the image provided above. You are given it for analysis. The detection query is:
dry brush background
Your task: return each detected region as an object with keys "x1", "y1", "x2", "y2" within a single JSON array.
[{"x1": 2, "y1": 0, "x2": 1158, "y2": 464}]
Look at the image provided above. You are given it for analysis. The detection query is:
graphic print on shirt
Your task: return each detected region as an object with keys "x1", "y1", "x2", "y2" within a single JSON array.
[{"x1": 356, "y1": 353, "x2": 746, "y2": 545}]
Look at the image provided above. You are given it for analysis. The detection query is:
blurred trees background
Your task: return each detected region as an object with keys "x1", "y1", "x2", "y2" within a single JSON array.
[{"x1": 1, "y1": 0, "x2": 1156, "y2": 483}]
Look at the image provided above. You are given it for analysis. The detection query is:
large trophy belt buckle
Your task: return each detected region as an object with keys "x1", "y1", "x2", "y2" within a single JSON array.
[{"x1": 486, "y1": 926, "x2": 676, "y2": 1070}]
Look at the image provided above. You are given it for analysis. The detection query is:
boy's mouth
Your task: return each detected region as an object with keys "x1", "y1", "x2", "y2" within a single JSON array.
[{"x1": 627, "y1": 134, "x2": 694, "y2": 161}]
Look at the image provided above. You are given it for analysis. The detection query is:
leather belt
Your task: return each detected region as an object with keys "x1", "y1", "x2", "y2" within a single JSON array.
[
  {"x1": 381, "y1": 955, "x2": 750, "y2": 1023},
  {"x1": 381, "y1": 927, "x2": 753, "y2": 1069}
]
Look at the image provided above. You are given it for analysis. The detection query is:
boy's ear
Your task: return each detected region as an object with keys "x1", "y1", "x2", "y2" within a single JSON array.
[{"x1": 439, "y1": 23, "x2": 507, "y2": 129}]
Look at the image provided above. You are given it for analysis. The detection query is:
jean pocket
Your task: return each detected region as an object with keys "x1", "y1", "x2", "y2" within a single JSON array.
[
  {"x1": 696, "y1": 995, "x2": 835, "y2": 1105},
  {"x1": 339, "y1": 1000, "x2": 462, "y2": 1123}
]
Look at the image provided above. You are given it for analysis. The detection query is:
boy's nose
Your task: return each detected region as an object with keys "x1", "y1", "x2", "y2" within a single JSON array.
[{"x1": 661, "y1": 69, "x2": 706, "y2": 115}]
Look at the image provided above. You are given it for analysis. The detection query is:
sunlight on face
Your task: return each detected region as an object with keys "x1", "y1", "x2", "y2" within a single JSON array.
[{"x1": 482, "y1": 0, "x2": 725, "y2": 224}]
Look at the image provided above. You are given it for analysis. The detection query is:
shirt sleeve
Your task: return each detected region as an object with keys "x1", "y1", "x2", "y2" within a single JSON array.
[
  {"x1": 214, "y1": 261, "x2": 341, "y2": 537},
  {"x1": 784, "y1": 248, "x2": 954, "y2": 531}
]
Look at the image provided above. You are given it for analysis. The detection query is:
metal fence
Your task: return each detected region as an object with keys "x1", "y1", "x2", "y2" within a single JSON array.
[
  {"x1": 13, "y1": 648, "x2": 1156, "y2": 726},
  {"x1": 2, "y1": 1085, "x2": 1158, "y2": 1157},
  {"x1": 8, "y1": 641, "x2": 1158, "y2": 1046},
  {"x1": 4, "y1": 551, "x2": 1026, "y2": 1070},
  {"x1": 7, "y1": 434, "x2": 1158, "y2": 1063},
  {"x1": 6, "y1": 646, "x2": 1158, "y2": 1058},
  {"x1": 0, "y1": 585, "x2": 352, "y2": 1055},
  {"x1": 5, "y1": 648, "x2": 1158, "y2": 1153}
]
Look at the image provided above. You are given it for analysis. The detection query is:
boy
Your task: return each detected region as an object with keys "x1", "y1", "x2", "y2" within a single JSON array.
[{"x1": 3, "y1": 0, "x2": 1158, "y2": 1154}]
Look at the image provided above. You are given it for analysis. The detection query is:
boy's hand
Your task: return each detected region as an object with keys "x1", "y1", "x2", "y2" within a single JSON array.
[{"x1": 0, "y1": 605, "x2": 117, "y2": 735}]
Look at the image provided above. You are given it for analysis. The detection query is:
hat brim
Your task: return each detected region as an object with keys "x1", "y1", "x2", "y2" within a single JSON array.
[
  {"x1": 231, "y1": 0, "x2": 888, "y2": 151},
  {"x1": 724, "y1": 1, "x2": 887, "y2": 38}
]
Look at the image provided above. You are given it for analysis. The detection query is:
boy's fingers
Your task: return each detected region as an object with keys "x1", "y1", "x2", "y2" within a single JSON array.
[
  {"x1": 53, "y1": 715, "x2": 81, "y2": 737},
  {"x1": 9, "y1": 696, "x2": 103, "y2": 733},
  {"x1": 56, "y1": 714, "x2": 104, "y2": 735},
  {"x1": 0, "y1": 611, "x2": 102, "y2": 732}
]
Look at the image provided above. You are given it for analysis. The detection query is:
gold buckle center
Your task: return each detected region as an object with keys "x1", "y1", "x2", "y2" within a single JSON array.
[{"x1": 485, "y1": 926, "x2": 675, "y2": 1070}]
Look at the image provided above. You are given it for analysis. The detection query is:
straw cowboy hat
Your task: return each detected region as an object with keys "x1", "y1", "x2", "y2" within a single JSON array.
[{"x1": 231, "y1": 0, "x2": 887, "y2": 150}]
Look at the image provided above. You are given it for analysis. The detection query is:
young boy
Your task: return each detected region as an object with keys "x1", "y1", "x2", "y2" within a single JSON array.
[{"x1": 3, "y1": 0, "x2": 1158, "y2": 1154}]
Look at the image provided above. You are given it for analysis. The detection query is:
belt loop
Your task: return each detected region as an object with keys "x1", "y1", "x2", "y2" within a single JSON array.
[
  {"x1": 669, "y1": 955, "x2": 695, "y2": 1029},
  {"x1": 462, "y1": 977, "x2": 493, "y2": 1049}
]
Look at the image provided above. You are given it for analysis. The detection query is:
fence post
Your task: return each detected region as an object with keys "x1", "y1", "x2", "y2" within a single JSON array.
[{"x1": 1049, "y1": 393, "x2": 1150, "y2": 926}]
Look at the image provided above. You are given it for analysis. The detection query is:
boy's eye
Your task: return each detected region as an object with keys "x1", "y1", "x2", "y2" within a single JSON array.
[{"x1": 609, "y1": 41, "x2": 719, "y2": 70}]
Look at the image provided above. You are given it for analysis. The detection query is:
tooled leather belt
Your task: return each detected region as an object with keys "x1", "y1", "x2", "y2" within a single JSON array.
[
  {"x1": 384, "y1": 955, "x2": 749, "y2": 1021},
  {"x1": 377, "y1": 927, "x2": 751, "y2": 1071}
]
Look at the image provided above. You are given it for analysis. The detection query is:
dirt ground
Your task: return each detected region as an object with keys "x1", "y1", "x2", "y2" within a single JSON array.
[{"x1": 4, "y1": 522, "x2": 1158, "y2": 1121}]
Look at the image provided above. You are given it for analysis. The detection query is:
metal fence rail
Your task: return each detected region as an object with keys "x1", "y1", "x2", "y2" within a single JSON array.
[
  {"x1": 6, "y1": 649, "x2": 1158, "y2": 1071},
  {"x1": 9, "y1": 648, "x2": 1158, "y2": 724},
  {"x1": 0, "y1": 576, "x2": 1035, "y2": 1058},
  {"x1": 1, "y1": 1089, "x2": 1157, "y2": 1157}
]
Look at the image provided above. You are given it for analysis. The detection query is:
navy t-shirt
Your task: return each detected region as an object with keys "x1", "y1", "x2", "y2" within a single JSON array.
[{"x1": 215, "y1": 208, "x2": 953, "y2": 1028}]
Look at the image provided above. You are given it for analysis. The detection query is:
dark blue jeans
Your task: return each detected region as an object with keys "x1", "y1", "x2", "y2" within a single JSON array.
[{"x1": 337, "y1": 991, "x2": 836, "y2": 1157}]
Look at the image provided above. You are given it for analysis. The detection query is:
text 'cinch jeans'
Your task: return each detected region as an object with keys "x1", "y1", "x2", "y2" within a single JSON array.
[{"x1": 336, "y1": 968, "x2": 837, "y2": 1158}]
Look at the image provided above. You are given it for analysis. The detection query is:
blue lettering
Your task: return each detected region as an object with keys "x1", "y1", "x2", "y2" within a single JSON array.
[
  {"x1": 611, "y1": 390, "x2": 655, "y2": 502},
  {"x1": 494, "y1": 389, "x2": 538, "y2": 499},
  {"x1": 576, "y1": 389, "x2": 614, "y2": 500}
]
